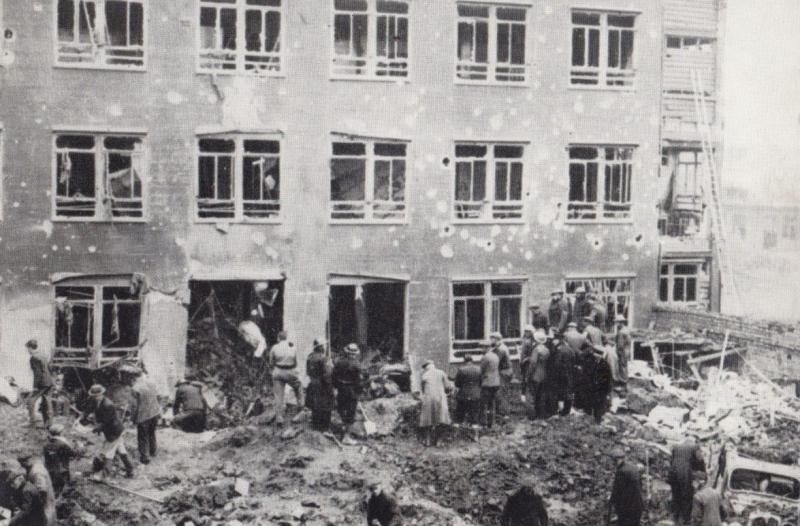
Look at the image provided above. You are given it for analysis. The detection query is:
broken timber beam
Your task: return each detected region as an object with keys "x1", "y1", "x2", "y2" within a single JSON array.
[{"x1": 88, "y1": 479, "x2": 165, "y2": 504}]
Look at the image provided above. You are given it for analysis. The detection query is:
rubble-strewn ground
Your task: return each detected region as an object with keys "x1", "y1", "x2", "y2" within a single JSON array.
[{"x1": 4, "y1": 359, "x2": 800, "y2": 525}]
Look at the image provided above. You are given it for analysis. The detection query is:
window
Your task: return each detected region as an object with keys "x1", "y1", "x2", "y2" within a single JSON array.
[
  {"x1": 568, "y1": 146, "x2": 633, "y2": 222},
  {"x1": 56, "y1": 0, "x2": 145, "y2": 68},
  {"x1": 329, "y1": 138, "x2": 407, "y2": 222},
  {"x1": 332, "y1": 0, "x2": 409, "y2": 79},
  {"x1": 571, "y1": 10, "x2": 635, "y2": 87},
  {"x1": 456, "y1": 3, "x2": 528, "y2": 83},
  {"x1": 53, "y1": 278, "x2": 143, "y2": 367},
  {"x1": 564, "y1": 277, "x2": 632, "y2": 332},
  {"x1": 53, "y1": 134, "x2": 145, "y2": 220},
  {"x1": 782, "y1": 214, "x2": 798, "y2": 240},
  {"x1": 729, "y1": 469, "x2": 800, "y2": 501},
  {"x1": 764, "y1": 230, "x2": 778, "y2": 250},
  {"x1": 451, "y1": 280, "x2": 525, "y2": 361},
  {"x1": 196, "y1": 136, "x2": 281, "y2": 221},
  {"x1": 659, "y1": 263, "x2": 700, "y2": 304},
  {"x1": 198, "y1": 0, "x2": 282, "y2": 74},
  {"x1": 454, "y1": 143, "x2": 524, "y2": 221},
  {"x1": 665, "y1": 36, "x2": 713, "y2": 53}
]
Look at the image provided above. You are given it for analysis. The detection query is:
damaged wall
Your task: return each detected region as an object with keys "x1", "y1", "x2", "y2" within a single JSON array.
[{"x1": 1, "y1": 0, "x2": 665, "y2": 384}]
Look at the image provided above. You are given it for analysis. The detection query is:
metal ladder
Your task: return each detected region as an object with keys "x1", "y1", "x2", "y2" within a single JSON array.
[{"x1": 690, "y1": 69, "x2": 741, "y2": 314}]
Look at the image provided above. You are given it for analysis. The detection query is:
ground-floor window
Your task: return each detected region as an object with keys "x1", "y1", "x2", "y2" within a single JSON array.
[
  {"x1": 659, "y1": 263, "x2": 700, "y2": 304},
  {"x1": 451, "y1": 280, "x2": 524, "y2": 361},
  {"x1": 53, "y1": 276, "x2": 143, "y2": 367},
  {"x1": 564, "y1": 277, "x2": 633, "y2": 332}
]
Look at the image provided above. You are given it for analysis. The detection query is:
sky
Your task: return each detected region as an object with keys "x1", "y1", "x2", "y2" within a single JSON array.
[{"x1": 721, "y1": 1, "x2": 800, "y2": 204}]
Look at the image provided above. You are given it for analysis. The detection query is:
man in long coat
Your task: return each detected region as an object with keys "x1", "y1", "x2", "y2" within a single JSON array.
[
  {"x1": 547, "y1": 290, "x2": 570, "y2": 336},
  {"x1": 613, "y1": 315, "x2": 631, "y2": 389},
  {"x1": 333, "y1": 343, "x2": 363, "y2": 430},
  {"x1": 306, "y1": 338, "x2": 334, "y2": 431},
  {"x1": 549, "y1": 337, "x2": 577, "y2": 416},
  {"x1": 26, "y1": 339, "x2": 53, "y2": 428},
  {"x1": 490, "y1": 332, "x2": 513, "y2": 418},
  {"x1": 525, "y1": 331, "x2": 550, "y2": 419},
  {"x1": 454, "y1": 354, "x2": 482, "y2": 427},
  {"x1": 418, "y1": 360, "x2": 453, "y2": 446},
  {"x1": 670, "y1": 438, "x2": 706, "y2": 525},
  {"x1": 480, "y1": 345, "x2": 501, "y2": 429},
  {"x1": 608, "y1": 448, "x2": 644, "y2": 526}
]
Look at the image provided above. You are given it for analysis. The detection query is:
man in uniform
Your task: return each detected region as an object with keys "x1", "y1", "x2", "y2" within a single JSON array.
[
  {"x1": 333, "y1": 343, "x2": 363, "y2": 432},
  {"x1": 670, "y1": 437, "x2": 706, "y2": 525},
  {"x1": 547, "y1": 289, "x2": 570, "y2": 336},
  {"x1": 173, "y1": 376, "x2": 208, "y2": 433},
  {"x1": 480, "y1": 343, "x2": 501, "y2": 429},
  {"x1": 608, "y1": 448, "x2": 644, "y2": 526},
  {"x1": 305, "y1": 338, "x2": 334, "y2": 431},
  {"x1": 572, "y1": 287, "x2": 591, "y2": 330},
  {"x1": 130, "y1": 367, "x2": 160, "y2": 464},
  {"x1": 613, "y1": 315, "x2": 631, "y2": 390},
  {"x1": 490, "y1": 332, "x2": 512, "y2": 418},
  {"x1": 454, "y1": 354, "x2": 482, "y2": 428},
  {"x1": 26, "y1": 340, "x2": 53, "y2": 428},
  {"x1": 269, "y1": 331, "x2": 304, "y2": 424},
  {"x1": 525, "y1": 330, "x2": 550, "y2": 419}
]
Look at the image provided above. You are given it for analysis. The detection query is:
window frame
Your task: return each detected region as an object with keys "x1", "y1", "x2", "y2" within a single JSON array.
[
  {"x1": 196, "y1": 0, "x2": 286, "y2": 77},
  {"x1": 569, "y1": 9, "x2": 637, "y2": 90},
  {"x1": 328, "y1": 135, "x2": 409, "y2": 225},
  {"x1": 566, "y1": 144, "x2": 635, "y2": 224},
  {"x1": 452, "y1": 141, "x2": 526, "y2": 224},
  {"x1": 330, "y1": 0, "x2": 412, "y2": 81},
  {"x1": 454, "y1": 2, "x2": 530, "y2": 86},
  {"x1": 659, "y1": 262, "x2": 701, "y2": 305},
  {"x1": 194, "y1": 133, "x2": 283, "y2": 223},
  {"x1": 51, "y1": 131, "x2": 148, "y2": 223},
  {"x1": 449, "y1": 278, "x2": 526, "y2": 363},
  {"x1": 564, "y1": 276, "x2": 634, "y2": 332},
  {"x1": 54, "y1": 0, "x2": 148, "y2": 71},
  {"x1": 52, "y1": 276, "x2": 144, "y2": 368}
]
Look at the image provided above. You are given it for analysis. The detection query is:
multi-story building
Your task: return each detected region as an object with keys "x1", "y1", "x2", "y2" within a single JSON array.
[
  {"x1": 0, "y1": 0, "x2": 685, "y2": 392},
  {"x1": 656, "y1": 0, "x2": 723, "y2": 311}
]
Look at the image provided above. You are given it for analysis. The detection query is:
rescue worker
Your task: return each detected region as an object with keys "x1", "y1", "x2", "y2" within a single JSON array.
[
  {"x1": 547, "y1": 289, "x2": 570, "y2": 337},
  {"x1": 490, "y1": 332, "x2": 513, "y2": 418},
  {"x1": 130, "y1": 367, "x2": 160, "y2": 464},
  {"x1": 525, "y1": 330, "x2": 550, "y2": 419},
  {"x1": 268, "y1": 331, "x2": 304, "y2": 424},
  {"x1": 588, "y1": 350, "x2": 613, "y2": 424},
  {"x1": 583, "y1": 316, "x2": 607, "y2": 353},
  {"x1": 42, "y1": 424, "x2": 75, "y2": 497},
  {"x1": 529, "y1": 305, "x2": 549, "y2": 332},
  {"x1": 608, "y1": 448, "x2": 644, "y2": 526},
  {"x1": 173, "y1": 376, "x2": 208, "y2": 433},
  {"x1": 587, "y1": 294, "x2": 607, "y2": 331},
  {"x1": 572, "y1": 287, "x2": 591, "y2": 330},
  {"x1": 305, "y1": 338, "x2": 334, "y2": 432},
  {"x1": 454, "y1": 354, "x2": 482, "y2": 427},
  {"x1": 613, "y1": 314, "x2": 631, "y2": 389},
  {"x1": 333, "y1": 343, "x2": 363, "y2": 431},
  {"x1": 550, "y1": 336, "x2": 577, "y2": 416},
  {"x1": 480, "y1": 342, "x2": 501, "y2": 429},
  {"x1": 9, "y1": 453, "x2": 56, "y2": 526},
  {"x1": 501, "y1": 484, "x2": 549, "y2": 526},
  {"x1": 669, "y1": 438, "x2": 706, "y2": 525},
  {"x1": 690, "y1": 471, "x2": 729, "y2": 526},
  {"x1": 26, "y1": 339, "x2": 53, "y2": 428},
  {"x1": 87, "y1": 384, "x2": 134, "y2": 479},
  {"x1": 365, "y1": 482, "x2": 402, "y2": 526},
  {"x1": 418, "y1": 360, "x2": 453, "y2": 447},
  {"x1": 519, "y1": 325, "x2": 536, "y2": 391}
]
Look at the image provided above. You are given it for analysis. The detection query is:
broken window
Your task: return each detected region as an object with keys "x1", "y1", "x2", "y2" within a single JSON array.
[
  {"x1": 199, "y1": 0, "x2": 282, "y2": 74},
  {"x1": 56, "y1": 0, "x2": 145, "y2": 68},
  {"x1": 571, "y1": 11, "x2": 635, "y2": 87},
  {"x1": 568, "y1": 146, "x2": 633, "y2": 222},
  {"x1": 666, "y1": 36, "x2": 713, "y2": 52},
  {"x1": 452, "y1": 280, "x2": 524, "y2": 361},
  {"x1": 659, "y1": 263, "x2": 700, "y2": 304},
  {"x1": 564, "y1": 277, "x2": 632, "y2": 332},
  {"x1": 332, "y1": 0, "x2": 409, "y2": 78},
  {"x1": 454, "y1": 143, "x2": 524, "y2": 221},
  {"x1": 196, "y1": 135, "x2": 280, "y2": 221},
  {"x1": 54, "y1": 133, "x2": 144, "y2": 220},
  {"x1": 54, "y1": 278, "x2": 143, "y2": 367},
  {"x1": 330, "y1": 138, "x2": 406, "y2": 222},
  {"x1": 456, "y1": 3, "x2": 527, "y2": 83}
]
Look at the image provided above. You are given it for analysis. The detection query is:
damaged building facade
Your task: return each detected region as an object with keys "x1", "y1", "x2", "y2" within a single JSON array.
[{"x1": 0, "y1": 0, "x2": 722, "y2": 392}]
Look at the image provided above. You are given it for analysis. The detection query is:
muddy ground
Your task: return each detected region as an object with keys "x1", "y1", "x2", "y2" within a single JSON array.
[{"x1": 0, "y1": 389, "x2": 683, "y2": 526}]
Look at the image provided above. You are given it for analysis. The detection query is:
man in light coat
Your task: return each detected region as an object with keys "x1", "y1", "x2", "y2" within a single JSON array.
[
  {"x1": 269, "y1": 331, "x2": 304, "y2": 424},
  {"x1": 130, "y1": 367, "x2": 160, "y2": 464},
  {"x1": 26, "y1": 340, "x2": 53, "y2": 428},
  {"x1": 525, "y1": 331, "x2": 550, "y2": 419},
  {"x1": 418, "y1": 360, "x2": 453, "y2": 446},
  {"x1": 480, "y1": 344, "x2": 501, "y2": 429}
]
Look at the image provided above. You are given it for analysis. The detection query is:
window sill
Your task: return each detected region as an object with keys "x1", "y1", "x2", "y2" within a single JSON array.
[
  {"x1": 454, "y1": 80, "x2": 529, "y2": 88},
  {"x1": 564, "y1": 219, "x2": 634, "y2": 225},
  {"x1": 51, "y1": 216, "x2": 148, "y2": 224},
  {"x1": 329, "y1": 219, "x2": 408, "y2": 226},
  {"x1": 567, "y1": 83, "x2": 637, "y2": 93},
  {"x1": 329, "y1": 75, "x2": 410, "y2": 84},
  {"x1": 194, "y1": 218, "x2": 283, "y2": 225},
  {"x1": 196, "y1": 68, "x2": 286, "y2": 79},
  {"x1": 451, "y1": 219, "x2": 526, "y2": 225},
  {"x1": 54, "y1": 62, "x2": 147, "y2": 73}
]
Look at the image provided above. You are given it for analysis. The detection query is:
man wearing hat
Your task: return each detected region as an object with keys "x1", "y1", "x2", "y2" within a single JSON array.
[
  {"x1": 419, "y1": 360, "x2": 453, "y2": 447},
  {"x1": 25, "y1": 339, "x2": 53, "y2": 428},
  {"x1": 172, "y1": 375, "x2": 208, "y2": 433},
  {"x1": 524, "y1": 330, "x2": 551, "y2": 419},
  {"x1": 529, "y1": 305, "x2": 548, "y2": 333},
  {"x1": 42, "y1": 424, "x2": 75, "y2": 497},
  {"x1": 613, "y1": 314, "x2": 631, "y2": 389},
  {"x1": 489, "y1": 332, "x2": 512, "y2": 418},
  {"x1": 305, "y1": 338, "x2": 334, "y2": 432},
  {"x1": 268, "y1": 331, "x2": 304, "y2": 425},
  {"x1": 10, "y1": 452, "x2": 56, "y2": 526},
  {"x1": 87, "y1": 384, "x2": 134, "y2": 479},
  {"x1": 479, "y1": 341, "x2": 501, "y2": 428},
  {"x1": 607, "y1": 447, "x2": 644, "y2": 526},
  {"x1": 549, "y1": 335, "x2": 577, "y2": 416},
  {"x1": 454, "y1": 353, "x2": 482, "y2": 428},
  {"x1": 129, "y1": 367, "x2": 160, "y2": 464},
  {"x1": 587, "y1": 293, "x2": 607, "y2": 331},
  {"x1": 583, "y1": 316, "x2": 607, "y2": 354},
  {"x1": 519, "y1": 325, "x2": 536, "y2": 393},
  {"x1": 547, "y1": 289, "x2": 570, "y2": 337},
  {"x1": 333, "y1": 343, "x2": 363, "y2": 432},
  {"x1": 669, "y1": 437, "x2": 706, "y2": 525},
  {"x1": 572, "y1": 287, "x2": 591, "y2": 330}
]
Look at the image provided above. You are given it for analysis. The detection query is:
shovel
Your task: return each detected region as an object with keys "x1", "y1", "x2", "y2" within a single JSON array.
[{"x1": 358, "y1": 403, "x2": 377, "y2": 436}]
